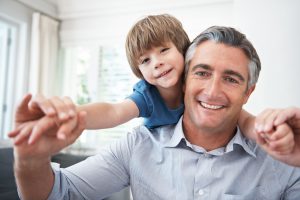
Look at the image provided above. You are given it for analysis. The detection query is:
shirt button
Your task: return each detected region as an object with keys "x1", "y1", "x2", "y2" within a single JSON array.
[{"x1": 198, "y1": 189, "x2": 205, "y2": 196}]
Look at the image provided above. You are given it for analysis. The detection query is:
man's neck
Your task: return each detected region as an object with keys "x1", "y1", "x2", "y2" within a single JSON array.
[{"x1": 182, "y1": 117, "x2": 237, "y2": 151}]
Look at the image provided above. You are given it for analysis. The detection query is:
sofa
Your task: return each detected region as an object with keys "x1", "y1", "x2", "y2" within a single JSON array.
[{"x1": 0, "y1": 147, "x2": 130, "y2": 200}]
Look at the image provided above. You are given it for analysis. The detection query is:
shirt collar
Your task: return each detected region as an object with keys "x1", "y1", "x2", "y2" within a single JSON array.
[
  {"x1": 164, "y1": 117, "x2": 257, "y2": 158},
  {"x1": 164, "y1": 116, "x2": 186, "y2": 148}
]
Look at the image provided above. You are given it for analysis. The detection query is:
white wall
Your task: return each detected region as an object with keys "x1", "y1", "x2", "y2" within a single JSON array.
[
  {"x1": 58, "y1": 0, "x2": 300, "y2": 114},
  {"x1": 234, "y1": 0, "x2": 300, "y2": 113},
  {"x1": 58, "y1": 0, "x2": 234, "y2": 46}
]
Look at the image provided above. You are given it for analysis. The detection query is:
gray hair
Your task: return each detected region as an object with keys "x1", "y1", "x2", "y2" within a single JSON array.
[{"x1": 185, "y1": 26, "x2": 261, "y2": 90}]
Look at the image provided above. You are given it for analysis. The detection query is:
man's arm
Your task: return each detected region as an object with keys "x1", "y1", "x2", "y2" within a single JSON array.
[{"x1": 13, "y1": 112, "x2": 86, "y2": 200}]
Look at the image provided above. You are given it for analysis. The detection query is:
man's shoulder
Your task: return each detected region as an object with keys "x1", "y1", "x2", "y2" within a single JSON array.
[{"x1": 127, "y1": 124, "x2": 177, "y2": 147}]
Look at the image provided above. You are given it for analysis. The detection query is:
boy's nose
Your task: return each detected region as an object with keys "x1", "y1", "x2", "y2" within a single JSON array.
[{"x1": 154, "y1": 60, "x2": 164, "y2": 69}]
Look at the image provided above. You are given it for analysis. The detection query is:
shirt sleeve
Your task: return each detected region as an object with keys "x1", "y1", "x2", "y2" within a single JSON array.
[
  {"x1": 127, "y1": 80, "x2": 153, "y2": 118},
  {"x1": 47, "y1": 131, "x2": 137, "y2": 200}
]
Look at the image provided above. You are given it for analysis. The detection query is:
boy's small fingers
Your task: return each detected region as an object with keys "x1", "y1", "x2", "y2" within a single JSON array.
[
  {"x1": 68, "y1": 111, "x2": 87, "y2": 142},
  {"x1": 274, "y1": 107, "x2": 298, "y2": 126},
  {"x1": 49, "y1": 96, "x2": 71, "y2": 121},
  {"x1": 255, "y1": 109, "x2": 273, "y2": 132},
  {"x1": 62, "y1": 97, "x2": 76, "y2": 117},
  {"x1": 29, "y1": 95, "x2": 56, "y2": 116}
]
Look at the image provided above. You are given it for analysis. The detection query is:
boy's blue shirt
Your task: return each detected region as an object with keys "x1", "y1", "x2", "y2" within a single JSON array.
[{"x1": 128, "y1": 80, "x2": 184, "y2": 129}]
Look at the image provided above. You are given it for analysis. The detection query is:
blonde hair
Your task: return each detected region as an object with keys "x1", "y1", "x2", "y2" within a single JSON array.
[{"x1": 125, "y1": 14, "x2": 190, "y2": 78}]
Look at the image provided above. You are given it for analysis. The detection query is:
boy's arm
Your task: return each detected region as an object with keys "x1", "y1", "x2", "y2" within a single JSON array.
[
  {"x1": 30, "y1": 95, "x2": 139, "y2": 130},
  {"x1": 238, "y1": 109, "x2": 256, "y2": 140},
  {"x1": 77, "y1": 99, "x2": 139, "y2": 129}
]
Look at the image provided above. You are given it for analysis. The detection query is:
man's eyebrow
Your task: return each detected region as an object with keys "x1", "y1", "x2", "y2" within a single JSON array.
[
  {"x1": 224, "y1": 69, "x2": 245, "y2": 82},
  {"x1": 191, "y1": 64, "x2": 212, "y2": 72}
]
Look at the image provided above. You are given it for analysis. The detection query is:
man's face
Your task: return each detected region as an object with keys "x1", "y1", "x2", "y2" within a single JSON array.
[{"x1": 183, "y1": 40, "x2": 254, "y2": 133}]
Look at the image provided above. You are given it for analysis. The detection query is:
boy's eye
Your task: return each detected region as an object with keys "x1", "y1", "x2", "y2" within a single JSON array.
[
  {"x1": 161, "y1": 48, "x2": 169, "y2": 53},
  {"x1": 224, "y1": 76, "x2": 239, "y2": 84},
  {"x1": 141, "y1": 58, "x2": 150, "y2": 65}
]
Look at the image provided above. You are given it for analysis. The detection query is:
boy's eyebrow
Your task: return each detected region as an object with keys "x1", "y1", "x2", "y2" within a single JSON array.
[{"x1": 224, "y1": 69, "x2": 245, "y2": 82}]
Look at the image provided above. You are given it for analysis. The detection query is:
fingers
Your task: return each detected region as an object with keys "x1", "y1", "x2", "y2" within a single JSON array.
[
  {"x1": 258, "y1": 124, "x2": 295, "y2": 155},
  {"x1": 29, "y1": 94, "x2": 56, "y2": 116},
  {"x1": 29, "y1": 95, "x2": 76, "y2": 122},
  {"x1": 66, "y1": 111, "x2": 87, "y2": 144},
  {"x1": 27, "y1": 109, "x2": 80, "y2": 145},
  {"x1": 17, "y1": 93, "x2": 32, "y2": 111},
  {"x1": 255, "y1": 109, "x2": 282, "y2": 132},
  {"x1": 274, "y1": 107, "x2": 299, "y2": 126},
  {"x1": 55, "y1": 112, "x2": 79, "y2": 140},
  {"x1": 27, "y1": 116, "x2": 58, "y2": 145},
  {"x1": 14, "y1": 122, "x2": 36, "y2": 145}
]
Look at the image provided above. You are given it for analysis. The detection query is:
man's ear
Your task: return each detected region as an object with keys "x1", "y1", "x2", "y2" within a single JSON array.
[{"x1": 243, "y1": 85, "x2": 256, "y2": 104}]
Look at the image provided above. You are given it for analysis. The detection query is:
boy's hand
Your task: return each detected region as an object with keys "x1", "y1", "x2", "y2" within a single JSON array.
[
  {"x1": 256, "y1": 123, "x2": 294, "y2": 155},
  {"x1": 255, "y1": 107, "x2": 300, "y2": 167},
  {"x1": 29, "y1": 94, "x2": 76, "y2": 122}
]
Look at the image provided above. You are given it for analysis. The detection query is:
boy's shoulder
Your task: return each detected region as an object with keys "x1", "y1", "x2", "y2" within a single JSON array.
[{"x1": 133, "y1": 80, "x2": 153, "y2": 90}]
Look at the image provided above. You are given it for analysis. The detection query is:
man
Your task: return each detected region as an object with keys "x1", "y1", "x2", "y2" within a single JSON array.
[{"x1": 12, "y1": 26, "x2": 300, "y2": 199}]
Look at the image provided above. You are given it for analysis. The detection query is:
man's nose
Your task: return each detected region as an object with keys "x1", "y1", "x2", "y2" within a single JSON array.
[{"x1": 204, "y1": 77, "x2": 221, "y2": 97}]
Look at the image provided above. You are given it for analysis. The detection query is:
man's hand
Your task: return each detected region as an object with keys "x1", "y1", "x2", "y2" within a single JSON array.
[
  {"x1": 13, "y1": 111, "x2": 86, "y2": 164},
  {"x1": 255, "y1": 107, "x2": 300, "y2": 167},
  {"x1": 9, "y1": 94, "x2": 78, "y2": 145}
]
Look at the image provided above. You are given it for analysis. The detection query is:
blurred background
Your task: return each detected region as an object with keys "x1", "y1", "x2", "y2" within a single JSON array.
[{"x1": 0, "y1": 0, "x2": 300, "y2": 154}]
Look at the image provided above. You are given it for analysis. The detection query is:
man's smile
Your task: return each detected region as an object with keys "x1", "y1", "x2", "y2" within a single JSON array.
[{"x1": 200, "y1": 101, "x2": 224, "y2": 110}]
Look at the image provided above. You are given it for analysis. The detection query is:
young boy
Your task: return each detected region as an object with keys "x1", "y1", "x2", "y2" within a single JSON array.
[{"x1": 10, "y1": 14, "x2": 293, "y2": 155}]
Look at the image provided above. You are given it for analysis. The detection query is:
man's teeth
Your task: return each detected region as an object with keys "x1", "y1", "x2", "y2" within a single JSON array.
[{"x1": 200, "y1": 102, "x2": 223, "y2": 110}]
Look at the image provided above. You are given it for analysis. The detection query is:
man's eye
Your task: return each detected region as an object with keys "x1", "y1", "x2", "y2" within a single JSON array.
[
  {"x1": 224, "y1": 76, "x2": 238, "y2": 84},
  {"x1": 195, "y1": 71, "x2": 210, "y2": 77}
]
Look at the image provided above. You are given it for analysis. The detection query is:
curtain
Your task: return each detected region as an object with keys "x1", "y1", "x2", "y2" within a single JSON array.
[{"x1": 29, "y1": 12, "x2": 60, "y2": 95}]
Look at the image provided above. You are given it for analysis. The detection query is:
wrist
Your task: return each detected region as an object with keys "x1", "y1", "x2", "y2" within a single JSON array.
[{"x1": 14, "y1": 155, "x2": 51, "y2": 172}]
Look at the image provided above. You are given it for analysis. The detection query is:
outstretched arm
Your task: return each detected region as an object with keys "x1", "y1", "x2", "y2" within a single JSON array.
[{"x1": 10, "y1": 94, "x2": 139, "y2": 145}]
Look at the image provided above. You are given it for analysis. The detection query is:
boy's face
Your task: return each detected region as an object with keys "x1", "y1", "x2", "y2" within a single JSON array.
[{"x1": 138, "y1": 42, "x2": 185, "y2": 90}]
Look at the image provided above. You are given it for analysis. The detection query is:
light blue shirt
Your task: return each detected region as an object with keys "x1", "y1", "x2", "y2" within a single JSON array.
[
  {"x1": 48, "y1": 117, "x2": 300, "y2": 200},
  {"x1": 128, "y1": 80, "x2": 184, "y2": 129}
]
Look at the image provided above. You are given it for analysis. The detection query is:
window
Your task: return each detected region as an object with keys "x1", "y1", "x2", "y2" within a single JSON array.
[
  {"x1": 60, "y1": 45, "x2": 141, "y2": 155},
  {"x1": 0, "y1": 19, "x2": 17, "y2": 139}
]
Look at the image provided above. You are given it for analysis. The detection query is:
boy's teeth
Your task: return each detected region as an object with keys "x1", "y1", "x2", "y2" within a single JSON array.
[{"x1": 200, "y1": 102, "x2": 223, "y2": 110}]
